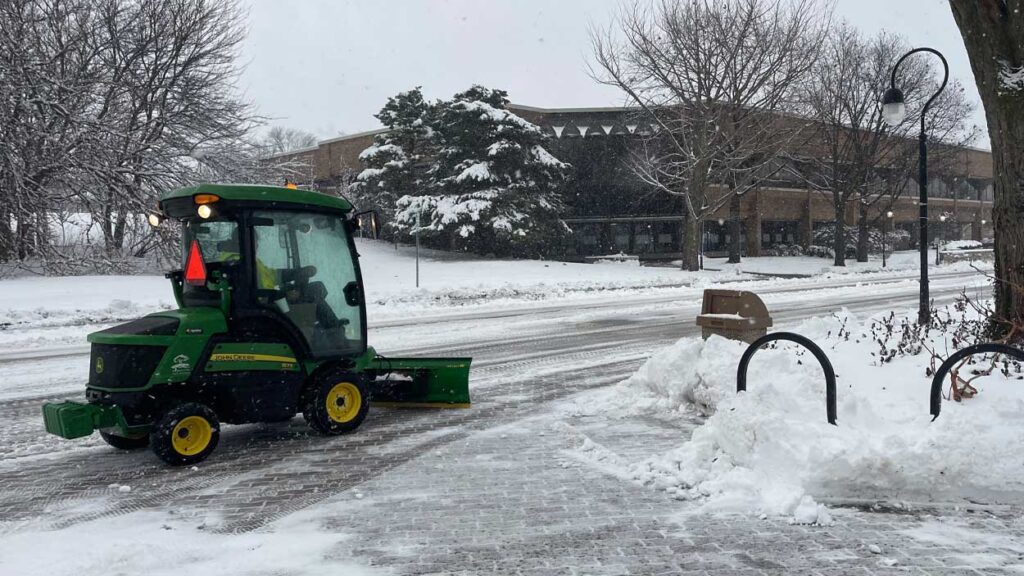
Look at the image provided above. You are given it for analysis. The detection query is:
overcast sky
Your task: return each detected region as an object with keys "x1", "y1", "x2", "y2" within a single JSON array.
[{"x1": 239, "y1": 0, "x2": 986, "y2": 145}]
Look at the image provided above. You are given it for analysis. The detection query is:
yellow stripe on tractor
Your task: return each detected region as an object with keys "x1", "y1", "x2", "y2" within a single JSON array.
[{"x1": 208, "y1": 353, "x2": 297, "y2": 363}]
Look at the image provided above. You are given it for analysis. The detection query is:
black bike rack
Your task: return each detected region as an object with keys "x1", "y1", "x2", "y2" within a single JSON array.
[
  {"x1": 930, "y1": 342, "x2": 1024, "y2": 420},
  {"x1": 737, "y1": 332, "x2": 838, "y2": 425}
]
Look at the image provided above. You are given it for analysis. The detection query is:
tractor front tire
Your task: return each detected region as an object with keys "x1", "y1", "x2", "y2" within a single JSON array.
[
  {"x1": 303, "y1": 373, "x2": 369, "y2": 435},
  {"x1": 100, "y1": 431, "x2": 149, "y2": 450},
  {"x1": 150, "y1": 403, "x2": 220, "y2": 466}
]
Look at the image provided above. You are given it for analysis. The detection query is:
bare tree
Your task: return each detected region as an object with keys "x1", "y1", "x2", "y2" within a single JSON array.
[
  {"x1": 0, "y1": 0, "x2": 109, "y2": 263},
  {"x1": 948, "y1": 1, "x2": 1024, "y2": 334},
  {"x1": 262, "y1": 126, "x2": 318, "y2": 156},
  {"x1": 86, "y1": 0, "x2": 257, "y2": 255},
  {"x1": 591, "y1": 0, "x2": 828, "y2": 270},
  {"x1": 0, "y1": 0, "x2": 266, "y2": 272},
  {"x1": 797, "y1": 25, "x2": 976, "y2": 265}
]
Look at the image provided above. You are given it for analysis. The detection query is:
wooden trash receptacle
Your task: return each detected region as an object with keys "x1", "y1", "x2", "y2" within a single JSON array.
[{"x1": 695, "y1": 289, "x2": 772, "y2": 343}]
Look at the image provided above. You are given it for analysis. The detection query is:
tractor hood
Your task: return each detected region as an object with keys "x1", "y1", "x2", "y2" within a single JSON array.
[
  {"x1": 88, "y1": 308, "x2": 227, "y2": 346},
  {"x1": 86, "y1": 308, "x2": 228, "y2": 391}
]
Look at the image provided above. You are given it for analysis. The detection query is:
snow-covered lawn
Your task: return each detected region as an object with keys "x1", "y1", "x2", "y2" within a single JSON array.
[
  {"x1": 565, "y1": 305, "x2": 1024, "y2": 524},
  {"x1": 706, "y1": 250, "x2": 961, "y2": 277},
  {"x1": 0, "y1": 239, "x2": 990, "y2": 352},
  {"x1": 357, "y1": 239, "x2": 714, "y2": 306}
]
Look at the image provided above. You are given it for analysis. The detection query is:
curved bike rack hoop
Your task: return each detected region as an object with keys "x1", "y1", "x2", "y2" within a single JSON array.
[
  {"x1": 930, "y1": 343, "x2": 1024, "y2": 420},
  {"x1": 736, "y1": 332, "x2": 838, "y2": 426}
]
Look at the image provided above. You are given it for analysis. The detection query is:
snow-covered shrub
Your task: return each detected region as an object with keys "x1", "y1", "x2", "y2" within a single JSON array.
[
  {"x1": 349, "y1": 88, "x2": 435, "y2": 238},
  {"x1": 761, "y1": 244, "x2": 804, "y2": 257},
  {"x1": 392, "y1": 86, "x2": 571, "y2": 258},
  {"x1": 942, "y1": 239, "x2": 982, "y2": 251},
  {"x1": 805, "y1": 244, "x2": 833, "y2": 259},
  {"x1": 868, "y1": 293, "x2": 1022, "y2": 405},
  {"x1": 810, "y1": 222, "x2": 907, "y2": 258}
]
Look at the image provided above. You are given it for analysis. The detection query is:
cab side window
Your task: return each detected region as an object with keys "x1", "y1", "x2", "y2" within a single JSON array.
[
  {"x1": 252, "y1": 211, "x2": 364, "y2": 357},
  {"x1": 182, "y1": 220, "x2": 239, "y2": 307}
]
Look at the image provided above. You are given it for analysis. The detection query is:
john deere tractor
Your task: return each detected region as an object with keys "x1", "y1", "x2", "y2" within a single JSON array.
[{"x1": 42, "y1": 184, "x2": 471, "y2": 465}]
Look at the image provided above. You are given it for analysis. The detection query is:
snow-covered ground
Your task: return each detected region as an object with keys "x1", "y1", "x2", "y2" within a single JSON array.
[
  {"x1": 0, "y1": 240, "x2": 1015, "y2": 569},
  {"x1": 0, "y1": 249, "x2": 1015, "y2": 575},
  {"x1": 563, "y1": 304, "x2": 1024, "y2": 526},
  {"x1": 0, "y1": 508, "x2": 382, "y2": 576}
]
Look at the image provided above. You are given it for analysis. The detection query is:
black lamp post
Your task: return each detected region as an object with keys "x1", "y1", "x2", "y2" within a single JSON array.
[
  {"x1": 883, "y1": 210, "x2": 894, "y2": 267},
  {"x1": 882, "y1": 47, "x2": 949, "y2": 325}
]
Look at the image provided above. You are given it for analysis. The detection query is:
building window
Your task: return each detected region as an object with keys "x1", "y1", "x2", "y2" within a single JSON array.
[
  {"x1": 570, "y1": 223, "x2": 601, "y2": 256},
  {"x1": 762, "y1": 221, "x2": 801, "y2": 248},
  {"x1": 610, "y1": 223, "x2": 631, "y2": 253},
  {"x1": 655, "y1": 222, "x2": 677, "y2": 252},
  {"x1": 634, "y1": 224, "x2": 653, "y2": 253}
]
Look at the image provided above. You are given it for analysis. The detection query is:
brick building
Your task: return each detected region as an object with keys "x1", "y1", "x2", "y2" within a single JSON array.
[{"x1": 270, "y1": 104, "x2": 994, "y2": 259}]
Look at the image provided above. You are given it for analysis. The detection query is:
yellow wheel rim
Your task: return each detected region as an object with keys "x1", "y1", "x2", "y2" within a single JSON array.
[
  {"x1": 171, "y1": 416, "x2": 213, "y2": 456},
  {"x1": 325, "y1": 382, "x2": 362, "y2": 423}
]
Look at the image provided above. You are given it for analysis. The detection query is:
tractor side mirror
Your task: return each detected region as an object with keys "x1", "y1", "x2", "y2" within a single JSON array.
[{"x1": 343, "y1": 281, "x2": 361, "y2": 306}]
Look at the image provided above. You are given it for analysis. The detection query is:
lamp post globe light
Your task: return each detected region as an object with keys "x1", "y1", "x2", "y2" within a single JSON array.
[{"x1": 883, "y1": 47, "x2": 949, "y2": 325}]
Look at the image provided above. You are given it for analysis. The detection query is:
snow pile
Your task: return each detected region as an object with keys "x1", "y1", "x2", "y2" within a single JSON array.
[{"x1": 609, "y1": 310, "x2": 1024, "y2": 522}]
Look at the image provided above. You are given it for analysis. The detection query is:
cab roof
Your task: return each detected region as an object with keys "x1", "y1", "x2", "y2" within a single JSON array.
[{"x1": 160, "y1": 183, "x2": 353, "y2": 213}]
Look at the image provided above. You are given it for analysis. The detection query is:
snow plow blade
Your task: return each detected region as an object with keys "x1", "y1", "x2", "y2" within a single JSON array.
[{"x1": 366, "y1": 357, "x2": 471, "y2": 408}]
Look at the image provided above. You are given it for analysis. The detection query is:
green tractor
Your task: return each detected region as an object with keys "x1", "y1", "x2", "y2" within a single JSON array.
[{"x1": 42, "y1": 184, "x2": 471, "y2": 465}]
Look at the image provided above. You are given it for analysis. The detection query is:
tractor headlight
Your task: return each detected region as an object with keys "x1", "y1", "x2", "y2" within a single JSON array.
[
  {"x1": 147, "y1": 213, "x2": 163, "y2": 228},
  {"x1": 197, "y1": 204, "x2": 213, "y2": 219}
]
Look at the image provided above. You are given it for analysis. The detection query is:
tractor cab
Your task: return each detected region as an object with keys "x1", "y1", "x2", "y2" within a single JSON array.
[
  {"x1": 157, "y1": 185, "x2": 371, "y2": 361},
  {"x1": 171, "y1": 202, "x2": 367, "y2": 360},
  {"x1": 42, "y1": 183, "x2": 470, "y2": 467}
]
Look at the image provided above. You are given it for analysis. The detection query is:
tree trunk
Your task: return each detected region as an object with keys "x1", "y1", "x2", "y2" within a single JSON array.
[
  {"x1": 112, "y1": 211, "x2": 127, "y2": 252},
  {"x1": 728, "y1": 192, "x2": 742, "y2": 264},
  {"x1": 832, "y1": 198, "x2": 846, "y2": 267},
  {"x1": 856, "y1": 202, "x2": 870, "y2": 262},
  {"x1": 15, "y1": 214, "x2": 29, "y2": 260},
  {"x1": 949, "y1": 1, "x2": 1024, "y2": 332},
  {"x1": 680, "y1": 214, "x2": 700, "y2": 271},
  {"x1": 0, "y1": 203, "x2": 11, "y2": 262}
]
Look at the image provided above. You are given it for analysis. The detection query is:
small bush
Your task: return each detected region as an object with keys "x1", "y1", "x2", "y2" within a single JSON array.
[
  {"x1": 805, "y1": 244, "x2": 834, "y2": 259},
  {"x1": 942, "y1": 240, "x2": 982, "y2": 251},
  {"x1": 810, "y1": 222, "x2": 909, "y2": 259},
  {"x1": 761, "y1": 244, "x2": 804, "y2": 257}
]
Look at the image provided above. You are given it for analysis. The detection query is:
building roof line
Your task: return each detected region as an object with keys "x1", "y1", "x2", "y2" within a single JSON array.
[
  {"x1": 317, "y1": 127, "x2": 387, "y2": 146},
  {"x1": 263, "y1": 127, "x2": 387, "y2": 160},
  {"x1": 508, "y1": 103, "x2": 634, "y2": 114},
  {"x1": 264, "y1": 103, "x2": 992, "y2": 161},
  {"x1": 510, "y1": 103, "x2": 992, "y2": 153}
]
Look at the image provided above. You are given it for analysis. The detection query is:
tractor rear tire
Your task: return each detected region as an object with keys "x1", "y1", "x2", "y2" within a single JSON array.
[
  {"x1": 100, "y1": 431, "x2": 149, "y2": 450},
  {"x1": 303, "y1": 373, "x2": 369, "y2": 435},
  {"x1": 150, "y1": 403, "x2": 220, "y2": 466}
]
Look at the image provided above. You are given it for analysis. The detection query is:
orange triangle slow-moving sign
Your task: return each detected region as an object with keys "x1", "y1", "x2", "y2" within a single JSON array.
[{"x1": 184, "y1": 239, "x2": 207, "y2": 286}]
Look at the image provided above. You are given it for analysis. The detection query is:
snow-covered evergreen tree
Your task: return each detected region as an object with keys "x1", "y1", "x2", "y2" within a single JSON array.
[
  {"x1": 394, "y1": 86, "x2": 570, "y2": 257},
  {"x1": 349, "y1": 88, "x2": 434, "y2": 232}
]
